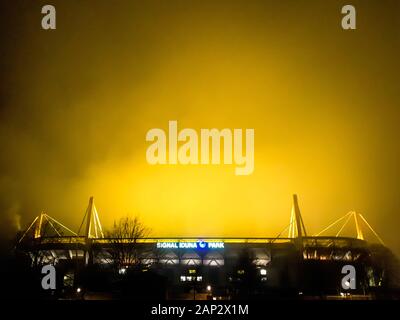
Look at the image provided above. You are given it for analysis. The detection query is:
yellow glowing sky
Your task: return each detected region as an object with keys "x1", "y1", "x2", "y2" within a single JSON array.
[{"x1": 0, "y1": 1, "x2": 399, "y2": 254}]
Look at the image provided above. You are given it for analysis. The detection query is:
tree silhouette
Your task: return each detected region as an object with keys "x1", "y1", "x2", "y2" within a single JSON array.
[{"x1": 106, "y1": 216, "x2": 151, "y2": 270}]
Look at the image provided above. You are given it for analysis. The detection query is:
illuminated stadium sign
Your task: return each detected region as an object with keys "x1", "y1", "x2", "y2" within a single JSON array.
[{"x1": 156, "y1": 240, "x2": 224, "y2": 249}]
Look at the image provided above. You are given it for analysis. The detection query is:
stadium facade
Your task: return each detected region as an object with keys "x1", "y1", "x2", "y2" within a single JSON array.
[{"x1": 16, "y1": 196, "x2": 398, "y2": 299}]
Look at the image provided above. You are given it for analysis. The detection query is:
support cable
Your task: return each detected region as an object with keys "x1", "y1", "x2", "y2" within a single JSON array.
[
  {"x1": 272, "y1": 220, "x2": 295, "y2": 242},
  {"x1": 43, "y1": 215, "x2": 62, "y2": 237},
  {"x1": 335, "y1": 212, "x2": 353, "y2": 237},
  {"x1": 314, "y1": 212, "x2": 352, "y2": 236},
  {"x1": 18, "y1": 216, "x2": 39, "y2": 243},
  {"x1": 358, "y1": 214, "x2": 385, "y2": 245},
  {"x1": 45, "y1": 214, "x2": 77, "y2": 236},
  {"x1": 77, "y1": 207, "x2": 89, "y2": 235},
  {"x1": 94, "y1": 207, "x2": 104, "y2": 238}
]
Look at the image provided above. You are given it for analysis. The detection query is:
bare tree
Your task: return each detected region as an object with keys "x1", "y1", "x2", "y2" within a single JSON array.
[{"x1": 106, "y1": 216, "x2": 151, "y2": 270}]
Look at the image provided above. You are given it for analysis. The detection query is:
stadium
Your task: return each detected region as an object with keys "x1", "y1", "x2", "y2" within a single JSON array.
[{"x1": 15, "y1": 195, "x2": 399, "y2": 299}]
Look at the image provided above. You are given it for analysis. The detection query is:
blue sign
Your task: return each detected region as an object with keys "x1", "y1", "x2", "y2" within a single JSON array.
[{"x1": 156, "y1": 240, "x2": 224, "y2": 249}]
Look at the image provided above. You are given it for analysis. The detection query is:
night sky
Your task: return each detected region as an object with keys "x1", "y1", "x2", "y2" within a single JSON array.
[{"x1": 0, "y1": 1, "x2": 399, "y2": 255}]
